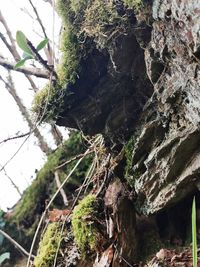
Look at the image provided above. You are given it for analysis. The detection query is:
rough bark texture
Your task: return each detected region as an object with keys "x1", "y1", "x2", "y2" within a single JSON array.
[
  {"x1": 55, "y1": 0, "x2": 200, "y2": 211},
  {"x1": 133, "y1": 0, "x2": 200, "y2": 214},
  {"x1": 52, "y1": 0, "x2": 200, "y2": 265}
]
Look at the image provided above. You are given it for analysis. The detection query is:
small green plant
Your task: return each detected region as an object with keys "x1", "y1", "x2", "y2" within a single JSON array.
[
  {"x1": 15, "y1": 30, "x2": 48, "y2": 68},
  {"x1": 192, "y1": 196, "x2": 197, "y2": 267}
]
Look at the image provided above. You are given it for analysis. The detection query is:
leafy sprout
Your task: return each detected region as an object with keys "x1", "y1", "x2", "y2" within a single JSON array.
[{"x1": 15, "y1": 30, "x2": 48, "y2": 68}]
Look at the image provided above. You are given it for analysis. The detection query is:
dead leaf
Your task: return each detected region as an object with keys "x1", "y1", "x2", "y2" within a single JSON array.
[{"x1": 48, "y1": 209, "x2": 70, "y2": 222}]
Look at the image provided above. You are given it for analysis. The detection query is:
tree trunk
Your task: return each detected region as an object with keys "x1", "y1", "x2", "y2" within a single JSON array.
[{"x1": 1, "y1": 73, "x2": 52, "y2": 155}]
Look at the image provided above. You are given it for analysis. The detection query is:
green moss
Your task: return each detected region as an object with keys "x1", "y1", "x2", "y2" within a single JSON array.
[
  {"x1": 83, "y1": 0, "x2": 119, "y2": 39},
  {"x1": 71, "y1": 194, "x2": 99, "y2": 256},
  {"x1": 32, "y1": 0, "x2": 82, "y2": 121},
  {"x1": 34, "y1": 223, "x2": 62, "y2": 267},
  {"x1": 32, "y1": 82, "x2": 64, "y2": 121},
  {"x1": 12, "y1": 132, "x2": 92, "y2": 228},
  {"x1": 32, "y1": 0, "x2": 135, "y2": 121},
  {"x1": 70, "y1": 0, "x2": 91, "y2": 14},
  {"x1": 123, "y1": 0, "x2": 143, "y2": 9}
]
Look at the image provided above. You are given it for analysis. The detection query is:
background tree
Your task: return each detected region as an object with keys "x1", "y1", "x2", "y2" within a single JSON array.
[{"x1": 0, "y1": 0, "x2": 64, "y2": 210}]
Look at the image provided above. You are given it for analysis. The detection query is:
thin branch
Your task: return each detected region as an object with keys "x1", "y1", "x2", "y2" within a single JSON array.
[
  {"x1": 26, "y1": 150, "x2": 89, "y2": 267},
  {"x1": 0, "y1": 12, "x2": 39, "y2": 91},
  {"x1": 0, "y1": 11, "x2": 19, "y2": 60},
  {"x1": 0, "y1": 229, "x2": 35, "y2": 259},
  {"x1": 27, "y1": 40, "x2": 57, "y2": 79},
  {"x1": 0, "y1": 73, "x2": 52, "y2": 156},
  {"x1": 54, "y1": 170, "x2": 68, "y2": 206},
  {"x1": 0, "y1": 132, "x2": 30, "y2": 145},
  {"x1": 0, "y1": 32, "x2": 20, "y2": 61},
  {"x1": 28, "y1": 0, "x2": 53, "y2": 60},
  {"x1": 0, "y1": 58, "x2": 49, "y2": 79},
  {"x1": 1, "y1": 165, "x2": 22, "y2": 197},
  {"x1": 0, "y1": 71, "x2": 56, "y2": 172},
  {"x1": 55, "y1": 149, "x2": 94, "y2": 170},
  {"x1": 50, "y1": 123, "x2": 63, "y2": 146}
]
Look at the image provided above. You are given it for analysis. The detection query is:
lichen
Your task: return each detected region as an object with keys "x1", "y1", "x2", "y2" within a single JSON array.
[
  {"x1": 34, "y1": 222, "x2": 63, "y2": 267},
  {"x1": 71, "y1": 194, "x2": 100, "y2": 256}
]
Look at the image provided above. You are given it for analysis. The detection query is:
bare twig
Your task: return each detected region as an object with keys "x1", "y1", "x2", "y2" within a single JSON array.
[
  {"x1": 27, "y1": 40, "x2": 56, "y2": 79},
  {"x1": 0, "y1": 58, "x2": 50, "y2": 79},
  {"x1": 0, "y1": 73, "x2": 52, "y2": 155},
  {"x1": 55, "y1": 149, "x2": 94, "y2": 170},
  {"x1": 49, "y1": 123, "x2": 63, "y2": 146},
  {"x1": 54, "y1": 170, "x2": 68, "y2": 206},
  {"x1": 0, "y1": 11, "x2": 19, "y2": 60},
  {"x1": 0, "y1": 12, "x2": 39, "y2": 91},
  {"x1": 1, "y1": 165, "x2": 22, "y2": 197},
  {"x1": 0, "y1": 229, "x2": 35, "y2": 259},
  {"x1": 0, "y1": 32, "x2": 20, "y2": 61},
  {"x1": 28, "y1": 0, "x2": 53, "y2": 63},
  {"x1": 0, "y1": 132, "x2": 30, "y2": 145}
]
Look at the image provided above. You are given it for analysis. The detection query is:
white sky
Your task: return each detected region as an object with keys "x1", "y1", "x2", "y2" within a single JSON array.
[{"x1": 0, "y1": 0, "x2": 67, "y2": 210}]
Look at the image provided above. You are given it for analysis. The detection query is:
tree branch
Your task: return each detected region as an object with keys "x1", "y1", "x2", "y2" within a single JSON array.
[
  {"x1": 0, "y1": 58, "x2": 49, "y2": 79},
  {"x1": 0, "y1": 12, "x2": 39, "y2": 91},
  {"x1": 0, "y1": 229, "x2": 35, "y2": 259},
  {"x1": 55, "y1": 149, "x2": 94, "y2": 170},
  {"x1": 0, "y1": 11, "x2": 19, "y2": 60},
  {"x1": 26, "y1": 40, "x2": 57, "y2": 79},
  {"x1": 0, "y1": 132, "x2": 30, "y2": 145},
  {"x1": 0, "y1": 165, "x2": 22, "y2": 197},
  {"x1": 28, "y1": 0, "x2": 53, "y2": 60}
]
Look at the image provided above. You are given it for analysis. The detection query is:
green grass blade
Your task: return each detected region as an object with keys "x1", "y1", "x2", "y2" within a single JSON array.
[{"x1": 192, "y1": 196, "x2": 197, "y2": 267}]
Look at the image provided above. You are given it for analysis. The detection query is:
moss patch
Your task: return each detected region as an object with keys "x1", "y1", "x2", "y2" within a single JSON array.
[
  {"x1": 34, "y1": 222, "x2": 63, "y2": 267},
  {"x1": 32, "y1": 0, "x2": 136, "y2": 122},
  {"x1": 123, "y1": 0, "x2": 143, "y2": 9},
  {"x1": 71, "y1": 194, "x2": 100, "y2": 256},
  {"x1": 12, "y1": 132, "x2": 92, "y2": 229}
]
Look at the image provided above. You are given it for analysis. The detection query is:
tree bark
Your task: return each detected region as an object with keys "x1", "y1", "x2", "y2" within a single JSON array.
[{"x1": 0, "y1": 58, "x2": 50, "y2": 79}]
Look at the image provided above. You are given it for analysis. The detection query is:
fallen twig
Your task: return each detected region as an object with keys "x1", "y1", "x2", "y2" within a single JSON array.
[{"x1": 54, "y1": 170, "x2": 68, "y2": 206}]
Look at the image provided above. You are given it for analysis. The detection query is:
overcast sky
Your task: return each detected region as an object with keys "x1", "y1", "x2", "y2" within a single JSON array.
[{"x1": 0, "y1": 0, "x2": 66, "y2": 210}]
